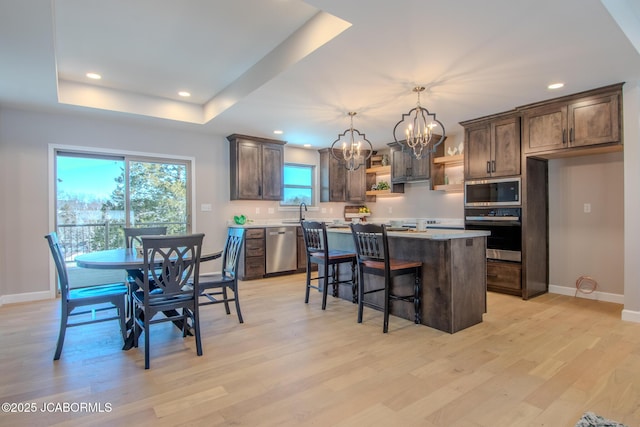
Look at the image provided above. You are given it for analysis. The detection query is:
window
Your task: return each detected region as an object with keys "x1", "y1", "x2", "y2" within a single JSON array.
[
  {"x1": 282, "y1": 163, "x2": 314, "y2": 206},
  {"x1": 55, "y1": 150, "x2": 191, "y2": 259}
]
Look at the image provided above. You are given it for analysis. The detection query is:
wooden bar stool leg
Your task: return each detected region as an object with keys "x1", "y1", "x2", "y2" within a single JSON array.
[{"x1": 414, "y1": 268, "x2": 421, "y2": 324}]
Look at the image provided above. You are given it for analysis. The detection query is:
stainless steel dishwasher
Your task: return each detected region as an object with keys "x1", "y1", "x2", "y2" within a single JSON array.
[{"x1": 265, "y1": 227, "x2": 298, "y2": 274}]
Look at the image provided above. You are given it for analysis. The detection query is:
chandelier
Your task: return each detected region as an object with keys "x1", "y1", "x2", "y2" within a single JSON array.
[
  {"x1": 330, "y1": 112, "x2": 373, "y2": 171},
  {"x1": 392, "y1": 86, "x2": 445, "y2": 159}
]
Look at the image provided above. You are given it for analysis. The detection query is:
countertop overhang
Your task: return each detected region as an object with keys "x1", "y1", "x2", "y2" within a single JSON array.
[
  {"x1": 229, "y1": 222, "x2": 489, "y2": 240},
  {"x1": 325, "y1": 227, "x2": 489, "y2": 240}
]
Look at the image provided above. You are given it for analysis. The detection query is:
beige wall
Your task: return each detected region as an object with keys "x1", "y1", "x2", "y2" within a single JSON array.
[
  {"x1": 0, "y1": 108, "x2": 232, "y2": 299},
  {"x1": 548, "y1": 152, "x2": 624, "y2": 296}
]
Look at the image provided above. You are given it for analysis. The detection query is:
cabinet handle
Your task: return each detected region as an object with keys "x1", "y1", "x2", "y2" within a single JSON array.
[
  {"x1": 562, "y1": 128, "x2": 566, "y2": 144},
  {"x1": 406, "y1": 167, "x2": 411, "y2": 177},
  {"x1": 491, "y1": 160, "x2": 496, "y2": 173},
  {"x1": 486, "y1": 161, "x2": 491, "y2": 173},
  {"x1": 259, "y1": 185, "x2": 262, "y2": 196},
  {"x1": 569, "y1": 128, "x2": 574, "y2": 142}
]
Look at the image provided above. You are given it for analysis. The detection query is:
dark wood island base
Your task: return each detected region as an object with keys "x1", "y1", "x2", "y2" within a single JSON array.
[{"x1": 326, "y1": 228, "x2": 489, "y2": 334}]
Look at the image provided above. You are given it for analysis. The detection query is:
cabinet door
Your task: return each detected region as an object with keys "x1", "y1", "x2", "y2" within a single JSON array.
[
  {"x1": 390, "y1": 145, "x2": 408, "y2": 183},
  {"x1": 234, "y1": 140, "x2": 262, "y2": 199},
  {"x1": 464, "y1": 124, "x2": 492, "y2": 179},
  {"x1": 491, "y1": 116, "x2": 521, "y2": 177},
  {"x1": 261, "y1": 143, "x2": 284, "y2": 200},
  {"x1": 346, "y1": 166, "x2": 366, "y2": 202},
  {"x1": 522, "y1": 104, "x2": 566, "y2": 154},
  {"x1": 569, "y1": 93, "x2": 620, "y2": 148},
  {"x1": 318, "y1": 149, "x2": 346, "y2": 202},
  {"x1": 408, "y1": 154, "x2": 430, "y2": 181}
]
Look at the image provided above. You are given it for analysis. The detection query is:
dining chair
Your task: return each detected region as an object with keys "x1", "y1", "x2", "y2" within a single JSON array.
[
  {"x1": 132, "y1": 233, "x2": 204, "y2": 369},
  {"x1": 350, "y1": 223, "x2": 422, "y2": 333},
  {"x1": 123, "y1": 226, "x2": 168, "y2": 315},
  {"x1": 45, "y1": 232, "x2": 128, "y2": 360},
  {"x1": 301, "y1": 220, "x2": 357, "y2": 310},
  {"x1": 197, "y1": 227, "x2": 246, "y2": 323}
]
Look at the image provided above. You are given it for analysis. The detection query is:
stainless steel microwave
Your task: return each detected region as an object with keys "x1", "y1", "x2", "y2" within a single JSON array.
[{"x1": 464, "y1": 177, "x2": 521, "y2": 207}]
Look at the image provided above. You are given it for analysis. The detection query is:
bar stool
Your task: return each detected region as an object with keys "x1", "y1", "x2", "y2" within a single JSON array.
[
  {"x1": 350, "y1": 223, "x2": 422, "y2": 333},
  {"x1": 301, "y1": 221, "x2": 357, "y2": 309}
]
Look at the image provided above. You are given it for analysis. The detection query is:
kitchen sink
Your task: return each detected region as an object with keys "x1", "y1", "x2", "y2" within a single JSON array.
[{"x1": 280, "y1": 219, "x2": 301, "y2": 224}]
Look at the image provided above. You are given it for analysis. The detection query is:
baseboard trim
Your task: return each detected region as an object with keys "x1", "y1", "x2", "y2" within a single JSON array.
[
  {"x1": 0, "y1": 290, "x2": 54, "y2": 306},
  {"x1": 548, "y1": 284, "x2": 625, "y2": 305},
  {"x1": 621, "y1": 309, "x2": 640, "y2": 323}
]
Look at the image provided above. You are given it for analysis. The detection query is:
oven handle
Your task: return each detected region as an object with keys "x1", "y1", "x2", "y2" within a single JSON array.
[
  {"x1": 465, "y1": 219, "x2": 521, "y2": 226},
  {"x1": 465, "y1": 216, "x2": 520, "y2": 222}
]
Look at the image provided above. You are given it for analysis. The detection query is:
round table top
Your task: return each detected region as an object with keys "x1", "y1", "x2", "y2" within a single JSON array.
[{"x1": 75, "y1": 248, "x2": 221, "y2": 270}]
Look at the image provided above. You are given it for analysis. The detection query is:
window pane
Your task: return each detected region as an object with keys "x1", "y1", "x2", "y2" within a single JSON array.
[
  {"x1": 283, "y1": 188, "x2": 311, "y2": 205},
  {"x1": 282, "y1": 164, "x2": 314, "y2": 206},
  {"x1": 284, "y1": 165, "x2": 312, "y2": 186}
]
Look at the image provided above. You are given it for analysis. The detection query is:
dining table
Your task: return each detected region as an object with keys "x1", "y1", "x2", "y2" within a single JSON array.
[{"x1": 75, "y1": 248, "x2": 222, "y2": 349}]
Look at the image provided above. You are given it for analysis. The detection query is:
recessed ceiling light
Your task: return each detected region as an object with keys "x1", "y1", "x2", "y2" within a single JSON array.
[
  {"x1": 86, "y1": 72, "x2": 101, "y2": 80},
  {"x1": 178, "y1": 91, "x2": 191, "y2": 97},
  {"x1": 548, "y1": 82, "x2": 564, "y2": 89},
  {"x1": 273, "y1": 130, "x2": 284, "y2": 135},
  {"x1": 303, "y1": 144, "x2": 311, "y2": 148}
]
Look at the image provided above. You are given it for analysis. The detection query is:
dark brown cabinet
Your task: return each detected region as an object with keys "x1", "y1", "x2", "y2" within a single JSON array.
[
  {"x1": 487, "y1": 260, "x2": 522, "y2": 295},
  {"x1": 521, "y1": 84, "x2": 622, "y2": 156},
  {"x1": 462, "y1": 113, "x2": 520, "y2": 180},
  {"x1": 318, "y1": 148, "x2": 366, "y2": 203},
  {"x1": 239, "y1": 228, "x2": 265, "y2": 280},
  {"x1": 387, "y1": 141, "x2": 435, "y2": 183},
  {"x1": 228, "y1": 134, "x2": 285, "y2": 200}
]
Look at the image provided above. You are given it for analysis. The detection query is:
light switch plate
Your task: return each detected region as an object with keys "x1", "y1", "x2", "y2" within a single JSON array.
[{"x1": 200, "y1": 203, "x2": 212, "y2": 212}]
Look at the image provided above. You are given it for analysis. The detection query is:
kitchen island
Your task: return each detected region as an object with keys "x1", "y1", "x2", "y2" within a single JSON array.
[{"x1": 326, "y1": 227, "x2": 490, "y2": 333}]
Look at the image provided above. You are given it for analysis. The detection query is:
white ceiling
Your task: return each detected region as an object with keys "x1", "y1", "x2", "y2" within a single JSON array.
[{"x1": 1, "y1": 0, "x2": 639, "y2": 150}]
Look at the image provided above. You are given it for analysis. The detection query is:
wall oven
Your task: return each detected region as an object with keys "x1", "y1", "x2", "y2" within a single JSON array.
[
  {"x1": 464, "y1": 207, "x2": 521, "y2": 262},
  {"x1": 465, "y1": 177, "x2": 521, "y2": 207}
]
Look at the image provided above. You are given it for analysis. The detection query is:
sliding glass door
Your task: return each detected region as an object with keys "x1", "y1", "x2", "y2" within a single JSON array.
[{"x1": 55, "y1": 150, "x2": 191, "y2": 263}]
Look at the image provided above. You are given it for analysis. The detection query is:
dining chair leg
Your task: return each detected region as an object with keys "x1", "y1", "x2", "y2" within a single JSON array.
[
  {"x1": 414, "y1": 269, "x2": 421, "y2": 324},
  {"x1": 234, "y1": 286, "x2": 244, "y2": 324},
  {"x1": 118, "y1": 301, "x2": 127, "y2": 343},
  {"x1": 357, "y1": 265, "x2": 364, "y2": 324},
  {"x1": 222, "y1": 287, "x2": 231, "y2": 315},
  {"x1": 383, "y1": 277, "x2": 391, "y2": 333},
  {"x1": 321, "y1": 262, "x2": 330, "y2": 310},
  {"x1": 53, "y1": 313, "x2": 68, "y2": 361},
  {"x1": 351, "y1": 260, "x2": 357, "y2": 304},
  {"x1": 304, "y1": 260, "x2": 312, "y2": 304},
  {"x1": 193, "y1": 310, "x2": 203, "y2": 357},
  {"x1": 144, "y1": 319, "x2": 151, "y2": 369}
]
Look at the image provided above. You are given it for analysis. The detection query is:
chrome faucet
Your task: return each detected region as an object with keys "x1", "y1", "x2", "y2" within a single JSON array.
[{"x1": 299, "y1": 202, "x2": 308, "y2": 222}]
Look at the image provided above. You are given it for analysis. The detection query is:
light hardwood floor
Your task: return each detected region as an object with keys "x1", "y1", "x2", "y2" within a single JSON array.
[{"x1": 1, "y1": 273, "x2": 639, "y2": 426}]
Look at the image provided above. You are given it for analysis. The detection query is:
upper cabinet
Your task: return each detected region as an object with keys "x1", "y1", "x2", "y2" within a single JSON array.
[
  {"x1": 520, "y1": 83, "x2": 623, "y2": 156},
  {"x1": 461, "y1": 113, "x2": 521, "y2": 180},
  {"x1": 228, "y1": 134, "x2": 285, "y2": 201},
  {"x1": 318, "y1": 148, "x2": 367, "y2": 203},
  {"x1": 388, "y1": 141, "x2": 439, "y2": 183}
]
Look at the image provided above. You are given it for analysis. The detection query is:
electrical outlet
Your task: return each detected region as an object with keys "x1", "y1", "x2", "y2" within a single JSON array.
[
  {"x1": 388, "y1": 207, "x2": 393, "y2": 214},
  {"x1": 268, "y1": 208, "x2": 274, "y2": 214},
  {"x1": 584, "y1": 203, "x2": 591, "y2": 213},
  {"x1": 329, "y1": 208, "x2": 333, "y2": 214},
  {"x1": 255, "y1": 207, "x2": 260, "y2": 214},
  {"x1": 321, "y1": 208, "x2": 326, "y2": 213}
]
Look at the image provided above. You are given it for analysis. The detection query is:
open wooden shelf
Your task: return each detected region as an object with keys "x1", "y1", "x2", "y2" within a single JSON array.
[
  {"x1": 365, "y1": 189, "x2": 402, "y2": 197},
  {"x1": 433, "y1": 154, "x2": 464, "y2": 165},
  {"x1": 365, "y1": 165, "x2": 391, "y2": 174},
  {"x1": 433, "y1": 183, "x2": 464, "y2": 192}
]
